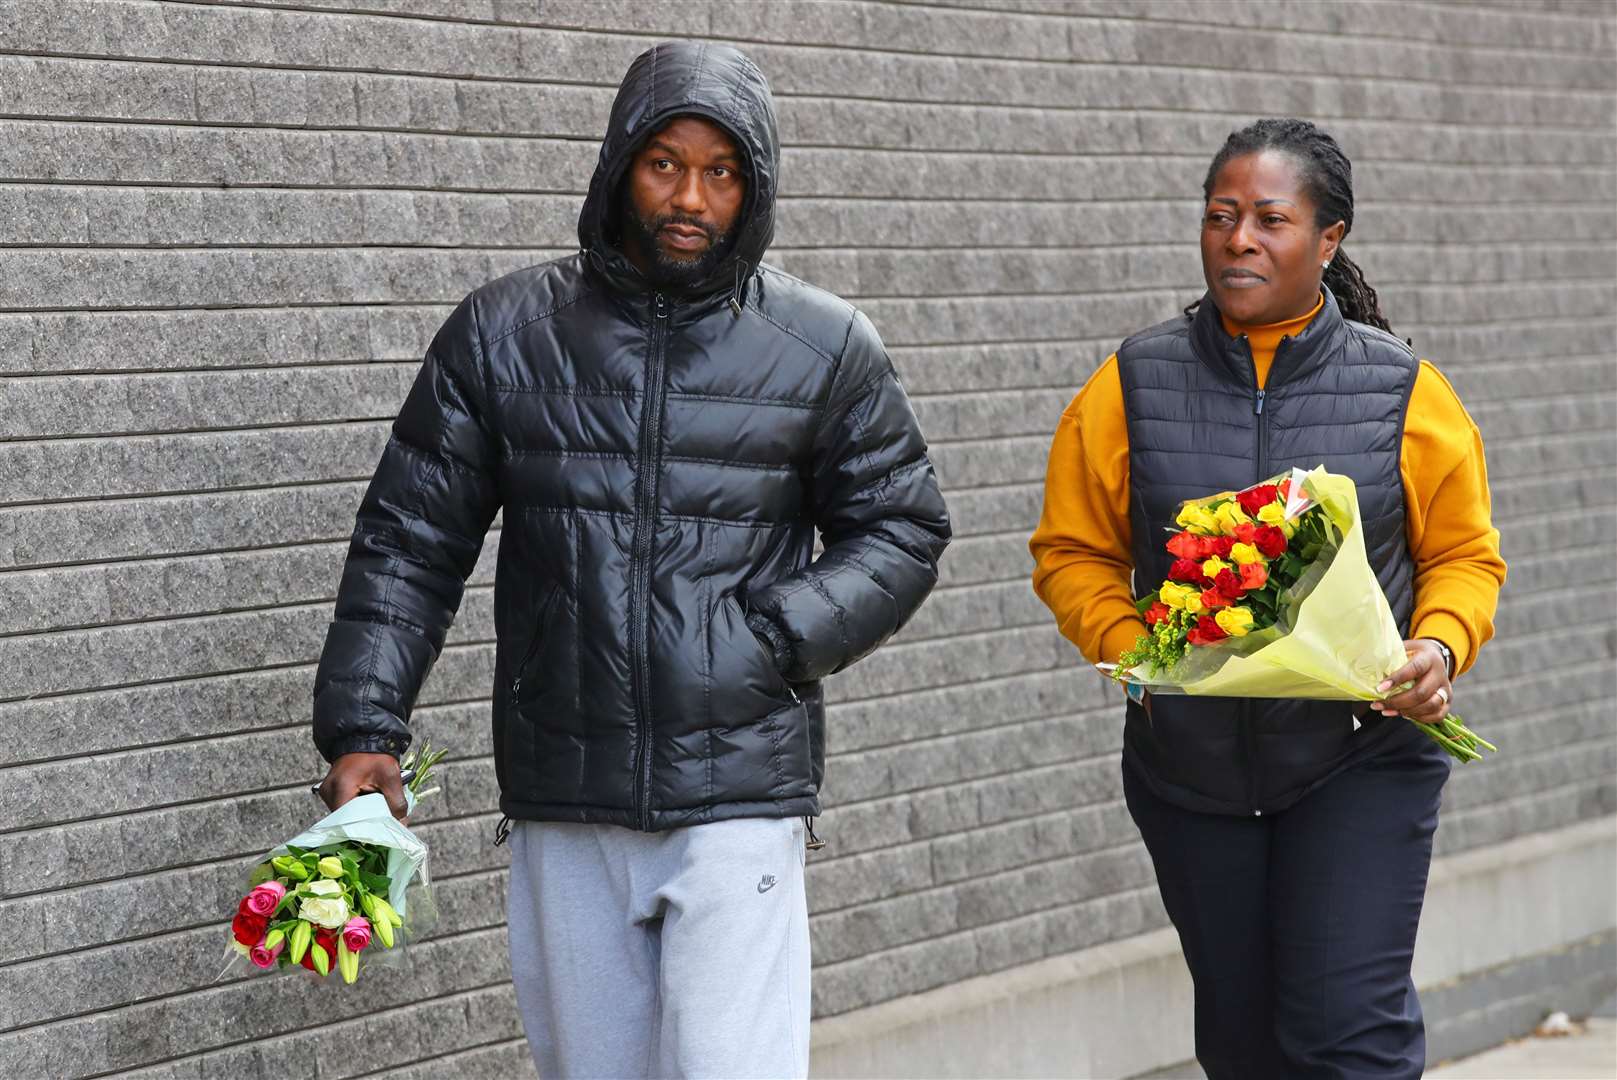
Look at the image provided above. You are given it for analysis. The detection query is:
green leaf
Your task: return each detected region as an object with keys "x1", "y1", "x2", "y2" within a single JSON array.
[{"x1": 359, "y1": 870, "x2": 392, "y2": 895}]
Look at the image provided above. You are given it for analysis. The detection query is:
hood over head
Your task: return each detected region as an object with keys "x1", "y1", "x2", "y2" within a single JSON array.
[{"x1": 579, "y1": 41, "x2": 780, "y2": 304}]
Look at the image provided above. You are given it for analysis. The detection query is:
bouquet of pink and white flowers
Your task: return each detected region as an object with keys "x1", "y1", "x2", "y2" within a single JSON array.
[{"x1": 225, "y1": 742, "x2": 446, "y2": 983}]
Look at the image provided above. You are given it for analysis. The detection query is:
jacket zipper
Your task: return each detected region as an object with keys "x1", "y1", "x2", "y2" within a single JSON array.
[
  {"x1": 630, "y1": 292, "x2": 671, "y2": 830},
  {"x1": 509, "y1": 585, "x2": 559, "y2": 712},
  {"x1": 496, "y1": 585, "x2": 559, "y2": 846}
]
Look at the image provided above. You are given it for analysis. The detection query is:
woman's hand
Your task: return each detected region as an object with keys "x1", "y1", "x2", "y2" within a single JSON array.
[{"x1": 1372, "y1": 639, "x2": 1453, "y2": 723}]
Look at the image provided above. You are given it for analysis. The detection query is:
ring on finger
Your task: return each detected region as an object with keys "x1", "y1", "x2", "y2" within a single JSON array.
[{"x1": 1435, "y1": 686, "x2": 1450, "y2": 706}]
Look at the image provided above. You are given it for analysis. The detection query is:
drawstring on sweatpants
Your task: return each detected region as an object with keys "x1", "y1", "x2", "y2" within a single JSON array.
[
  {"x1": 803, "y1": 816, "x2": 826, "y2": 851},
  {"x1": 493, "y1": 815, "x2": 512, "y2": 846}
]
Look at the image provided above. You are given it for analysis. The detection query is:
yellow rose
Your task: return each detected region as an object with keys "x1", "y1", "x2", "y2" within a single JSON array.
[
  {"x1": 1182, "y1": 590, "x2": 1204, "y2": 614},
  {"x1": 1158, "y1": 583, "x2": 1191, "y2": 610},
  {"x1": 1229, "y1": 543, "x2": 1263, "y2": 565},
  {"x1": 1175, "y1": 503, "x2": 1220, "y2": 536},
  {"x1": 1256, "y1": 502, "x2": 1298, "y2": 538},
  {"x1": 1215, "y1": 607, "x2": 1255, "y2": 637},
  {"x1": 1201, "y1": 556, "x2": 1231, "y2": 579},
  {"x1": 1213, "y1": 501, "x2": 1251, "y2": 534}
]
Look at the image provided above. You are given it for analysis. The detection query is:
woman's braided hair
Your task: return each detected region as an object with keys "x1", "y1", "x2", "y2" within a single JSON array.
[{"x1": 1189, "y1": 118, "x2": 1393, "y2": 333}]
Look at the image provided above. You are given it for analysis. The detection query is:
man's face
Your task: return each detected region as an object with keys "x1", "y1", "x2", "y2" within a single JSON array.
[{"x1": 620, "y1": 116, "x2": 747, "y2": 288}]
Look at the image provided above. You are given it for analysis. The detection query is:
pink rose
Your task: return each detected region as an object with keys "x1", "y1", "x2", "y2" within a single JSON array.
[
  {"x1": 249, "y1": 939, "x2": 284, "y2": 969},
  {"x1": 241, "y1": 880, "x2": 286, "y2": 918},
  {"x1": 342, "y1": 915, "x2": 372, "y2": 953}
]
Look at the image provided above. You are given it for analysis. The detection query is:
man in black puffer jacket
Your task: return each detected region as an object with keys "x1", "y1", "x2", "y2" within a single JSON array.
[{"x1": 312, "y1": 40, "x2": 949, "y2": 1075}]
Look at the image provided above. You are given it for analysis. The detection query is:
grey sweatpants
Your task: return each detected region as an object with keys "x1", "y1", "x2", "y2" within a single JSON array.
[{"x1": 506, "y1": 817, "x2": 811, "y2": 1079}]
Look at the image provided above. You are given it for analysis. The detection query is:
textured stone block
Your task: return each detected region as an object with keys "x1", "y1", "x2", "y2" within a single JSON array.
[{"x1": 0, "y1": 247, "x2": 548, "y2": 311}]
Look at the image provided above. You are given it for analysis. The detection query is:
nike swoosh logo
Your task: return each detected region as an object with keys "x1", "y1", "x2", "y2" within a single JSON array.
[{"x1": 757, "y1": 875, "x2": 778, "y2": 893}]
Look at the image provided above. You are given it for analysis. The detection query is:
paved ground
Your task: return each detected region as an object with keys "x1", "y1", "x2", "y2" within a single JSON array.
[
  {"x1": 1426, "y1": 1018, "x2": 1616, "y2": 1078},
  {"x1": 1428, "y1": 995, "x2": 1617, "y2": 1080}
]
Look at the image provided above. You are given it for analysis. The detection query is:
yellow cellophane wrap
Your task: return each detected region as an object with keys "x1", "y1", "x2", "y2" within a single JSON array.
[{"x1": 1119, "y1": 468, "x2": 1407, "y2": 700}]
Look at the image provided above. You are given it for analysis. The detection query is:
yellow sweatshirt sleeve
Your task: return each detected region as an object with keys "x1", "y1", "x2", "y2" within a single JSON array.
[
  {"x1": 1029, "y1": 355, "x2": 1146, "y2": 665},
  {"x1": 1403, "y1": 360, "x2": 1507, "y2": 676}
]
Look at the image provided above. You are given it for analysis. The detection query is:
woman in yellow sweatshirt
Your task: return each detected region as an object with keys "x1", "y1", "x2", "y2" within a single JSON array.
[{"x1": 1030, "y1": 119, "x2": 1505, "y2": 1079}]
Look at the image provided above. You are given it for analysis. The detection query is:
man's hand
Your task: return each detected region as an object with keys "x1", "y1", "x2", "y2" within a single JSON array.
[
  {"x1": 318, "y1": 752, "x2": 409, "y2": 821},
  {"x1": 1372, "y1": 639, "x2": 1453, "y2": 724}
]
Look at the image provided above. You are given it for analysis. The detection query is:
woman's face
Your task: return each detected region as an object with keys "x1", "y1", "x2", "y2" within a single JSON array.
[{"x1": 1200, "y1": 150, "x2": 1344, "y2": 326}]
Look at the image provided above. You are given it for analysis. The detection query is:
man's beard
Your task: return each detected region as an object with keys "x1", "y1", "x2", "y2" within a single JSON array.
[{"x1": 620, "y1": 205, "x2": 736, "y2": 290}]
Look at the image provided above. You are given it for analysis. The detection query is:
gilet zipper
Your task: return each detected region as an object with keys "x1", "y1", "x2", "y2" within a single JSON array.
[{"x1": 1240, "y1": 334, "x2": 1272, "y2": 817}]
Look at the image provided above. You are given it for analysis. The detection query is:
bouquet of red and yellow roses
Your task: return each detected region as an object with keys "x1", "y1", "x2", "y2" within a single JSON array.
[{"x1": 1112, "y1": 468, "x2": 1495, "y2": 763}]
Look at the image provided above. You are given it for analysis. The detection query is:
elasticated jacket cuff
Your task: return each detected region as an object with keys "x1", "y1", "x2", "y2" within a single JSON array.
[{"x1": 745, "y1": 611, "x2": 796, "y2": 676}]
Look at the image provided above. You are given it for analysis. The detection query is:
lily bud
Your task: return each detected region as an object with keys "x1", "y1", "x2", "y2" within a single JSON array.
[
  {"x1": 272, "y1": 855, "x2": 309, "y2": 881},
  {"x1": 310, "y1": 940, "x2": 331, "y2": 976},
  {"x1": 289, "y1": 919, "x2": 313, "y2": 965},
  {"x1": 263, "y1": 928, "x2": 285, "y2": 952},
  {"x1": 337, "y1": 938, "x2": 354, "y2": 983},
  {"x1": 317, "y1": 856, "x2": 345, "y2": 879},
  {"x1": 373, "y1": 897, "x2": 403, "y2": 928}
]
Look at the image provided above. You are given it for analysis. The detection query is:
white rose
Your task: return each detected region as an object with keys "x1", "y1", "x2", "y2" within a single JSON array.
[
  {"x1": 299, "y1": 895, "x2": 350, "y2": 930},
  {"x1": 298, "y1": 878, "x2": 352, "y2": 927}
]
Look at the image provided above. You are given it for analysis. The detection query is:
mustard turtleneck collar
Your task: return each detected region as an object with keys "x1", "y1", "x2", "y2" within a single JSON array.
[{"x1": 1220, "y1": 291, "x2": 1325, "y2": 388}]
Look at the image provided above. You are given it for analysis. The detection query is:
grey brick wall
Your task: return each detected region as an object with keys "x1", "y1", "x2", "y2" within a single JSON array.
[{"x1": 2, "y1": 1, "x2": 1613, "y2": 1075}]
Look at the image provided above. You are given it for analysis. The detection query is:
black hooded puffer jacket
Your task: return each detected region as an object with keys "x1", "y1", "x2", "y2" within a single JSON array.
[{"x1": 312, "y1": 41, "x2": 951, "y2": 831}]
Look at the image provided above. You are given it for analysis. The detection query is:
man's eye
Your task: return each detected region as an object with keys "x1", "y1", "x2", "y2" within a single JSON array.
[{"x1": 654, "y1": 159, "x2": 675, "y2": 171}]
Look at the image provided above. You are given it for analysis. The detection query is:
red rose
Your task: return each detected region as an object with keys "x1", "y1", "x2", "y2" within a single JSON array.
[
  {"x1": 1187, "y1": 614, "x2": 1228, "y2": 646},
  {"x1": 231, "y1": 910, "x2": 268, "y2": 946},
  {"x1": 1144, "y1": 601, "x2": 1170, "y2": 626},
  {"x1": 1277, "y1": 477, "x2": 1292, "y2": 500},
  {"x1": 1239, "y1": 561, "x2": 1269, "y2": 591},
  {"x1": 1237, "y1": 484, "x2": 1280, "y2": 516},
  {"x1": 1254, "y1": 525, "x2": 1288, "y2": 558},
  {"x1": 1206, "y1": 535, "x2": 1236, "y2": 559},
  {"x1": 1233, "y1": 521, "x2": 1259, "y2": 545},
  {"x1": 1168, "y1": 557, "x2": 1205, "y2": 584},
  {"x1": 300, "y1": 930, "x2": 338, "y2": 973},
  {"x1": 1200, "y1": 587, "x2": 1231, "y2": 610},
  {"x1": 1165, "y1": 531, "x2": 1202, "y2": 559},
  {"x1": 1214, "y1": 568, "x2": 1244, "y2": 601}
]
